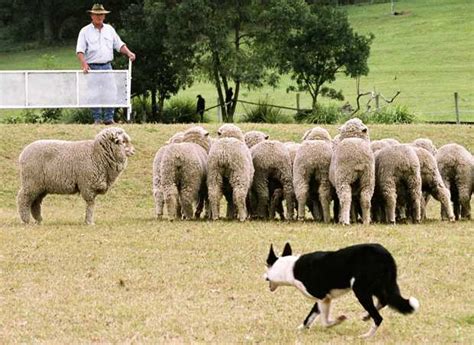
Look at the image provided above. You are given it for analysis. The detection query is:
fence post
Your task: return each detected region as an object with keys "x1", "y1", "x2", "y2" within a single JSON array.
[
  {"x1": 454, "y1": 92, "x2": 460, "y2": 124},
  {"x1": 296, "y1": 93, "x2": 300, "y2": 112},
  {"x1": 375, "y1": 93, "x2": 380, "y2": 111}
]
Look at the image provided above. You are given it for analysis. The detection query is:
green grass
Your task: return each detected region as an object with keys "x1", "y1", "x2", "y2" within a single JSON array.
[
  {"x1": 1, "y1": 0, "x2": 473, "y2": 123},
  {"x1": 0, "y1": 123, "x2": 473, "y2": 343}
]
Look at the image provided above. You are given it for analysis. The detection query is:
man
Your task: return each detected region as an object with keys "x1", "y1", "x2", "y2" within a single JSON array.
[
  {"x1": 76, "y1": 4, "x2": 136, "y2": 125},
  {"x1": 196, "y1": 95, "x2": 205, "y2": 122}
]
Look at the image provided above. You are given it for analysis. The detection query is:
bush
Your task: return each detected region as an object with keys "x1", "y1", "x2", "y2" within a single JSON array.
[
  {"x1": 239, "y1": 99, "x2": 294, "y2": 123},
  {"x1": 358, "y1": 105, "x2": 416, "y2": 124},
  {"x1": 61, "y1": 109, "x2": 93, "y2": 124},
  {"x1": 7, "y1": 108, "x2": 64, "y2": 124},
  {"x1": 162, "y1": 98, "x2": 200, "y2": 124},
  {"x1": 295, "y1": 104, "x2": 344, "y2": 124}
]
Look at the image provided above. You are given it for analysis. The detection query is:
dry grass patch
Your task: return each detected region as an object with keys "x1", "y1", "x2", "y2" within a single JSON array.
[{"x1": 0, "y1": 124, "x2": 473, "y2": 343}]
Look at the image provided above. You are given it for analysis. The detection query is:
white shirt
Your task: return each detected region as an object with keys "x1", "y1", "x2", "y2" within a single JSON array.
[{"x1": 76, "y1": 23, "x2": 125, "y2": 64}]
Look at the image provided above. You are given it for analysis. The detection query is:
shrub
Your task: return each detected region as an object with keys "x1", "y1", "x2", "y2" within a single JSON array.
[
  {"x1": 10, "y1": 108, "x2": 63, "y2": 124},
  {"x1": 358, "y1": 105, "x2": 416, "y2": 124},
  {"x1": 295, "y1": 104, "x2": 344, "y2": 124},
  {"x1": 162, "y1": 98, "x2": 200, "y2": 124},
  {"x1": 61, "y1": 109, "x2": 93, "y2": 124},
  {"x1": 239, "y1": 99, "x2": 294, "y2": 123}
]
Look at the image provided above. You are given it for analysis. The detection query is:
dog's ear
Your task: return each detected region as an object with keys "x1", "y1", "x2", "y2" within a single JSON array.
[
  {"x1": 266, "y1": 244, "x2": 278, "y2": 267},
  {"x1": 282, "y1": 242, "x2": 292, "y2": 256}
]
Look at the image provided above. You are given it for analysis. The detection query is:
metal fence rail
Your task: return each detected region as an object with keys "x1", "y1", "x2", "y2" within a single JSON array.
[{"x1": 0, "y1": 61, "x2": 132, "y2": 120}]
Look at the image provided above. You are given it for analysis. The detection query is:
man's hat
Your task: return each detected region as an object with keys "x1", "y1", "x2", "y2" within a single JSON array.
[{"x1": 87, "y1": 4, "x2": 110, "y2": 15}]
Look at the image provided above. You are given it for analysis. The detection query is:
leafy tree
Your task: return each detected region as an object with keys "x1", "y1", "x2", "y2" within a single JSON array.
[
  {"x1": 270, "y1": 4, "x2": 373, "y2": 111},
  {"x1": 172, "y1": 0, "x2": 281, "y2": 122},
  {"x1": 119, "y1": 0, "x2": 196, "y2": 122}
]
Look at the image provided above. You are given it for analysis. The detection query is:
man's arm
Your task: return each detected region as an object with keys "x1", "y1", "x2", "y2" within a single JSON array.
[
  {"x1": 77, "y1": 52, "x2": 90, "y2": 73},
  {"x1": 119, "y1": 45, "x2": 136, "y2": 62}
]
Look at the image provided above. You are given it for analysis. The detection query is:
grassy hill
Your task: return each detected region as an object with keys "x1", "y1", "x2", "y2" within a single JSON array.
[
  {"x1": 0, "y1": 0, "x2": 473, "y2": 122},
  {"x1": 0, "y1": 123, "x2": 473, "y2": 343}
]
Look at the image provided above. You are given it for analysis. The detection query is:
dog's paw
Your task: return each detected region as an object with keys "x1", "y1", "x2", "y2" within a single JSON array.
[
  {"x1": 359, "y1": 325, "x2": 378, "y2": 339},
  {"x1": 297, "y1": 324, "x2": 308, "y2": 331}
]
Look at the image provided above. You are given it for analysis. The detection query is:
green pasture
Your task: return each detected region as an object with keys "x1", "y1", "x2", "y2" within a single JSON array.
[
  {"x1": 0, "y1": 123, "x2": 473, "y2": 343},
  {"x1": 1, "y1": 0, "x2": 473, "y2": 123}
]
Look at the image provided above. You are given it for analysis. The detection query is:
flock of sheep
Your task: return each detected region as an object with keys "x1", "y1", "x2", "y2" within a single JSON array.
[{"x1": 16, "y1": 120, "x2": 473, "y2": 225}]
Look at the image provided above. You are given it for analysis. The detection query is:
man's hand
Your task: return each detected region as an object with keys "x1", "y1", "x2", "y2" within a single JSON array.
[
  {"x1": 81, "y1": 61, "x2": 90, "y2": 73},
  {"x1": 128, "y1": 52, "x2": 136, "y2": 62}
]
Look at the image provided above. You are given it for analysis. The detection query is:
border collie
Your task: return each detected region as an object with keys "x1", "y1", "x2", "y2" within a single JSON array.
[{"x1": 263, "y1": 243, "x2": 419, "y2": 338}]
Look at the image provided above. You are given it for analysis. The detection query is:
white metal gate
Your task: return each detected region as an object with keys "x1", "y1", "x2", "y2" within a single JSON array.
[{"x1": 0, "y1": 61, "x2": 132, "y2": 121}]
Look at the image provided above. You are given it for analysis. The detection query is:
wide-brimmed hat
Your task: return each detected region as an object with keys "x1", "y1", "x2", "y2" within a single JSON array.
[{"x1": 87, "y1": 4, "x2": 110, "y2": 15}]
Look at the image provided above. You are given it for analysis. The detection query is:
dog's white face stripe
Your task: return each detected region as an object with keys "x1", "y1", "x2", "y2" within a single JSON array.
[{"x1": 264, "y1": 256, "x2": 298, "y2": 291}]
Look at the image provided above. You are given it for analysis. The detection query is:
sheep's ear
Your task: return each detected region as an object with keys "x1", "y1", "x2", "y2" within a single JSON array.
[
  {"x1": 264, "y1": 135, "x2": 269, "y2": 140},
  {"x1": 282, "y1": 242, "x2": 292, "y2": 256},
  {"x1": 266, "y1": 244, "x2": 278, "y2": 267},
  {"x1": 362, "y1": 128, "x2": 368, "y2": 133}
]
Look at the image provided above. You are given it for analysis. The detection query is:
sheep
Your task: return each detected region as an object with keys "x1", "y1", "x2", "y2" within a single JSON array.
[
  {"x1": 302, "y1": 127, "x2": 332, "y2": 141},
  {"x1": 411, "y1": 146, "x2": 454, "y2": 221},
  {"x1": 160, "y1": 126, "x2": 211, "y2": 220},
  {"x1": 250, "y1": 140, "x2": 294, "y2": 220},
  {"x1": 207, "y1": 124, "x2": 254, "y2": 221},
  {"x1": 330, "y1": 137, "x2": 375, "y2": 225},
  {"x1": 370, "y1": 140, "x2": 391, "y2": 154},
  {"x1": 293, "y1": 139, "x2": 333, "y2": 222},
  {"x1": 17, "y1": 127, "x2": 135, "y2": 225},
  {"x1": 338, "y1": 117, "x2": 370, "y2": 141},
  {"x1": 152, "y1": 131, "x2": 185, "y2": 219},
  {"x1": 436, "y1": 143, "x2": 473, "y2": 220},
  {"x1": 244, "y1": 130, "x2": 269, "y2": 149},
  {"x1": 413, "y1": 138, "x2": 437, "y2": 156},
  {"x1": 374, "y1": 145, "x2": 422, "y2": 224}
]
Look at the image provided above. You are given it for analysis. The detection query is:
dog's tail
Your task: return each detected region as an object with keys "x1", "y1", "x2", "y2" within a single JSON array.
[{"x1": 388, "y1": 293, "x2": 420, "y2": 314}]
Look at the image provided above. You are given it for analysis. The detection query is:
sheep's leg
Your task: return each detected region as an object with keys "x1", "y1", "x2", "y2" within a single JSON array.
[
  {"x1": 163, "y1": 184, "x2": 179, "y2": 221},
  {"x1": 295, "y1": 181, "x2": 309, "y2": 221},
  {"x1": 208, "y1": 174, "x2": 223, "y2": 220},
  {"x1": 282, "y1": 179, "x2": 294, "y2": 221},
  {"x1": 337, "y1": 184, "x2": 352, "y2": 225},
  {"x1": 31, "y1": 192, "x2": 46, "y2": 224},
  {"x1": 17, "y1": 188, "x2": 33, "y2": 224},
  {"x1": 359, "y1": 188, "x2": 372, "y2": 225},
  {"x1": 407, "y1": 179, "x2": 422, "y2": 223},
  {"x1": 382, "y1": 189, "x2": 397, "y2": 224},
  {"x1": 254, "y1": 175, "x2": 270, "y2": 219},
  {"x1": 180, "y1": 186, "x2": 197, "y2": 220},
  {"x1": 458, "y1": 185, "x2": 471, "y2": 220},
  {"x1": 83, "y1": 196, "x2": 96, "y2": 225},
  {"x1": 153, "y1": 188, "x2": 164, "y2": 219},
  {"x1": 233, "y1": 186, "x2": 248, "y2": 222},
  {"x1": 318, "y1": 183, "x2": 332, "y2": 223},
  {"x1": 432, "y1": 185, "x2": 455, "y2": 221}
]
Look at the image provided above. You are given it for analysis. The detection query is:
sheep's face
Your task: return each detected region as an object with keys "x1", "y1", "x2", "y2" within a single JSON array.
[
  {"x1": 339, "y1": 118, "x2": 369, "y2": 140},
  {"x1": 102, "y1": 128, "x2": 135, "y2": 157}
]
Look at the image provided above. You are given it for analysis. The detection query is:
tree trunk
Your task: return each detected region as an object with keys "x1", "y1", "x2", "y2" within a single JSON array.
[
  {"x1": 41, "y1": 0, "x2": 54, "y2": 43},
  {"x1": 158, "y1": 93, "x2": 166, "y2": 123},
  {"x1": 212, "y1": 52, "x2": 227, "y2": 122},
  {"x1": 150, "y1": 88, "x2": 158, "y2": 122}
]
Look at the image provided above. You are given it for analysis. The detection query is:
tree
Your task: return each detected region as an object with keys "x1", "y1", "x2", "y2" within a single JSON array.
[
  {"x1": 172, "y1": 0, "x2": 282, "y2": 122},
  {"x1": 271, "y1": 5, "x2": 373, "y2": 111},
  {"x1": 119, "y1": 0, "x2": 196, "y2": 122}
]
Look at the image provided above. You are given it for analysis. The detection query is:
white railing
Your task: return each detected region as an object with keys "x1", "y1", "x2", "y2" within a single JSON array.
[{"x1": 0, "y1": 60, "x2": 132, "y2": 121}]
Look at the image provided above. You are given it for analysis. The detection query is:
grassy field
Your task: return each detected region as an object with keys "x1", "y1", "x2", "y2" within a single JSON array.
[
  {"x1": 0, "y1": 123, "x2": 473, "y2": 343},
  {"x1": 0, "y1": 0, "x2": 473, "y2": 123}
]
